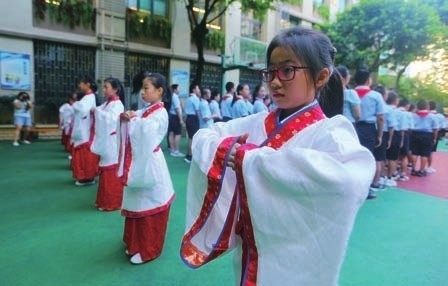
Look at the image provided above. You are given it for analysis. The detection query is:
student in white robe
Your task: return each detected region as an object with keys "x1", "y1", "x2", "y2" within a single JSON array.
[
  {"x1": 71, "y1": 76, "x2": 99, "y2": 186},
  {"x1": 181, "y1": 27, "x2": 375, "y2": 286},
  {"x1": 90, "y1": 77, "x2": 125, "y2": 211},
  {"x1": 118, "y1": 72, "x2": 175, "y2": 265},
  {"x1": 59, "y1": 93, "x2": 77, "y2": 154}
]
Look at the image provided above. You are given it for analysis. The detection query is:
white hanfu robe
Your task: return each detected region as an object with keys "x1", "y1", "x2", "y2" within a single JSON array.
[
  {"x1": 91, "y1": 97, "x2": 124, "y2": 167},
  {"x1": 118, "y1": 102, "x2": 175, "y2": 217},
  {"x1": 71, "y1": 93, "x2": 96, "y2": 148},
  {"x1": 181, "y1": 101, "x2": 375, "y2": 286},
  {"x1": 71, "y1": 92, "x2": 99, "y2": 180}
]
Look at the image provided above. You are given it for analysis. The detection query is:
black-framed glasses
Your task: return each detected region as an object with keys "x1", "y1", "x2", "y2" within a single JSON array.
[{"x1": 260, "y1": 65, "x2": 310, "y2": 82}]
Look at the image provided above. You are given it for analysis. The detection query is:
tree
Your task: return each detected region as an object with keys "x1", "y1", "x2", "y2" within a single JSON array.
[
  {"x1": 183, "y1": 0, "x2": 293, "y2": 85},
  {"x1": 326, "y1": 0, "x2": 442, "y2": 87}
]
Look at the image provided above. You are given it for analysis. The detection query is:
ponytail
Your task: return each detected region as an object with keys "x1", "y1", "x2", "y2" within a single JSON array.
[{"x1": 318, "y1": 71, "x2": 344, "y2": 118}]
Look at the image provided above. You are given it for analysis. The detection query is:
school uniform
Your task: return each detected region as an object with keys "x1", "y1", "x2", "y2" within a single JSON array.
[
  {"x1": 385, "y1": 106, "x2": 402, "y2": 161},
  {"x1": 354, "y1": 86, "x2": 385, "y2": 153},
  {"x1": 71, "y1": 92, "x2": 99, "y2": 181},
  {"x1": 209, "y1": 99, "x2": 222, "y2": 122},
  {"x1": 90, "y1": 97, "x2": 124, "y2": 210},
  {"x1": 231, "y1": 96, "x2": 249, "y2": 119},
  {"x1": 398, "y1": 107, "x2": 413, "y2": 157},
  {"x1": 373, "y1": 103, "x2": 395, "y2": 161},
  {"x1": 431, "y1": 111, "x2": 446, "y2": 151},
  {"x1": 252, "y1": 98, "x2": 268, "y2": 114},
  {"x1": 168, "y1": 93, "x2": 182, "y2": 135},
  {"x1": 117, "y1": 102, "x2": 175, "y2": 263},
  {"x1": 199, "y1": 98, "x2": 213, "y2": 129},
  {"x1": 185, "y1": 94, "x2": 200, "y2": 139},
  {"x1": 181, "y1": 100, "x2": 375, "y2": 285},
  {"x1": 410, "y1": 110, "x2": 438, "y2": 157},
  {"x1": 342, "y1": 89, "x2": 360, "y2": 123},
  {"x1": 221, "y1": 93, "x2": 234, "y2": 121},
  {"x1": 245, "y1": 100, "x2": 254, "y2": 115}
]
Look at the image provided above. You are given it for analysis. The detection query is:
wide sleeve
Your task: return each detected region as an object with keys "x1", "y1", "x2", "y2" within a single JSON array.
[
  {"x1": 91, "y1": 102, "x2": 124, "y2": 156},
  {"x1": 181, "y1": 113, "x2": 266, "y2": 268},
  {"x1": 236, "y1": 117, "x2": 375, "y2": 277},
  {"x1": 125, "y1": 109, "x2": 168, "y2": 188}
]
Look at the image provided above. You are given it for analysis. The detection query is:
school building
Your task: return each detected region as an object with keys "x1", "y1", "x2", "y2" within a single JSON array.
[{"x1": 0, "y1": 0, "x2": 357, "y2": 139}]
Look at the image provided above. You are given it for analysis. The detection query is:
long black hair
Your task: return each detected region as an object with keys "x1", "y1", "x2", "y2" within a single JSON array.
[
  {"x1": 266, "y1": 27, "x2": 343, "y2": 117},
  {"x1": 79, "y1": 75, "x2": 98, "y2": 93},
  {"x1": 104, "y1": 77, "x2": 125, "y2": 104},
  {"x1": 231, "y1": 84, "x2": 246, "y2": 107},
  {"x1": 142, "y1": 72, "x2": 171, "y2": 109},
  {"x1": 252, "y1": 84, "x2": 263, "y2": 103}
]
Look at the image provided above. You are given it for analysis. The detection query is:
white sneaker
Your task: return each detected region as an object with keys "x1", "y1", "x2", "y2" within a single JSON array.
[
  {"x1": 170, "y1": 150, "x2": 185, "y2": 157},
  {"x1": 125, "y1": 249, "x2": 131, "y2": 256},
  {"x1": 12, "y1": 142, "x2": 19, "y2": 147},
  {"x1": 75, "y1": 180, "x2": 96, "y2": 186},
  {"x1": 68, "y1": 155, "x2": 72, "y2": 160},
  {"x1": 22, "y1": 140, "x2": 31, "y2": 144},
  {"x1": 378, "y1": 177, "x2": 387, "y2": 185},
  {"x1": 130, "y1": 253, "x2": 145, "y2": 265},
  {"x1": 97, "y1": 207, "x2": 104, "y2": 211},
  {"x1": 398, "y1": 175, "x2": 409, "y2": 181},
  {"x1": 425, "y1": 167, "x2": 436, "y2": 173},
  {"x1": 385, "y1": 178, "x2": 397, "y2": 187}
]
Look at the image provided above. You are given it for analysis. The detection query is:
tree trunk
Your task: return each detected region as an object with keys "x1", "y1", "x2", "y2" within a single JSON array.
[
  {"x1": 192, "y1": 23, "x2": 208, "y2": 86},
  {"x1": 395, "y1": 64, "x2": 409, "y2": 91}
]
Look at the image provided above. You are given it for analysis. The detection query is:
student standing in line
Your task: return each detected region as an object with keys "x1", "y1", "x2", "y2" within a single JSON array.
[
  {"x1": 198, "y1": 88, "x2": 213, "y2": 129},
  {"x1": 59, "y1": 93, "x2": 77, "y2": 154},
  {"x1": 252, "y1": 84, "x2": 268, "y2": 114},
  {"x1": 118, "y1": 72, "x2": 175, "y2": 265},
  {"x1": 353, "y1": 69, "x2": 385, "y2": 199},
  {"x1": 209, "y1": 89, "x2": 222, "y2": 122},
  {"x1": 90, "y1": 77, "x2": 125, "y2": 211},
  {"x1": 71, "y1": 76, "x2": 99, "y2": 186},
  {"x1": 221, "y1": 81, "x2": 235, "y2": 122},
  {"x1": 184, "y1": 83, "x2": 201, "y2": 163},
  {"x1": 336, "y1": 65, "x2": 360, "y2": 124},
  {"x1": 384, "y1": 91, "x2": 403, "y2": 186},
  {"x1": 230, "y1": 84, "x2": 250, "y2": 119},
  {"x1": 181, "y1": 26, "x2": 375, "y2": 286},
  {"x1": 397, "y1": 98, "x2": 413, "y2": 181},
  {"x1": 410, "y1": 99, "x2": 438, "y2": 177},
  {"x1": 168, "y1": 84, "x2": 185, "y2": 157},
  {"x1": 427, "y1": 101, "x2": 445, "y2": 173}
]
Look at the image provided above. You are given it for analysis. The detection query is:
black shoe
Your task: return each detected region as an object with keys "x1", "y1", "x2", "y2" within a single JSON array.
[
  {"x1": 411, "y1": 170, "x2": 419, "y2": 176},
  {"x1": 366, "y1": 190, "x2": 377, "y2": 200}
]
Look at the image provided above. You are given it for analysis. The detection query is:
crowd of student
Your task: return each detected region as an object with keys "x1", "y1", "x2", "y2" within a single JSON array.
[
  {"x1": 337, "y1": 66, "x2": 447, "y2": 200},
  {"x1": 53, "y1": 26, "x2": 446, "y2": 285}
]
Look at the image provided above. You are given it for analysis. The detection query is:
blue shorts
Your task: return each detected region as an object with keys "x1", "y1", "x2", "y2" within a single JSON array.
[{"x1": 14, "y1": 115, "x2": 32, "y2": 127}]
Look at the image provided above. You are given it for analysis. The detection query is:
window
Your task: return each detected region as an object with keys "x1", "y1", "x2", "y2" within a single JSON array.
[
  {"x1": 280, "y1": 11, "x2": 302, "y2": 29},
  {"x1": 241, "y1": 15, "x2": 262, "y2": 40},
  {"x1": 126, "y1": 0, "x2": 168, "y2": 17}
]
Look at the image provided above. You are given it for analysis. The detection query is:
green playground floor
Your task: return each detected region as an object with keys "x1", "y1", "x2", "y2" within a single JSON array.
[{"x1": 0, "y1": 140, "x2": 447, "y2": 286}]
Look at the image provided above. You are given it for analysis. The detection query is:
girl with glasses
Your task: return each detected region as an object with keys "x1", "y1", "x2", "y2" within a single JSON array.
[{"x1": 181, "y1": 26, "x2": 375, "y2": 285}]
